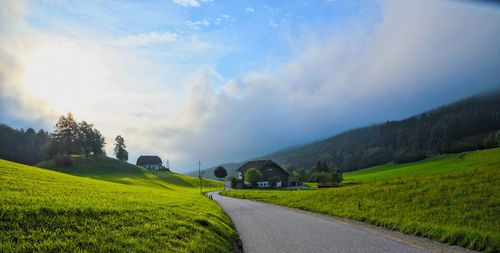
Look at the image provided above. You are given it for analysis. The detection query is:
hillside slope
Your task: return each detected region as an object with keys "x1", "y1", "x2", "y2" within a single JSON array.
[
  {"x1": 259, "y1": 90, "x2": 500, "y2": 171},
  {"x1": 344, "y1": 148, "x2": 500, "y2": 183},
  {"x1": 0, "y1": 158, "x2": 234, "y2": 252},
  {"x1": 188, "y1": 90, "x2": 500, "y2": 177},
  {"x1": 36, "y1": 156, "x2": 225, "y2": 190},
  {"x1": 222, "y1": 149, "x2": 500, "y2": 252},
  {"x1": 185, "y1": 161, "x2": 243, "y2": 181}
]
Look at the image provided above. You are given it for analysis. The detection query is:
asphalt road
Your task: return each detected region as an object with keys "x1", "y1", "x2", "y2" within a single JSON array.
[{"x1": 211, "y1": 191, "x2": 429, "y2": 253}]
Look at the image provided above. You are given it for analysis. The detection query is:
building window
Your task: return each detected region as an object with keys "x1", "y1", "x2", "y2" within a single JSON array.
[{"x1": 267, "y1": 168, "x2": 273, "y2": 171}]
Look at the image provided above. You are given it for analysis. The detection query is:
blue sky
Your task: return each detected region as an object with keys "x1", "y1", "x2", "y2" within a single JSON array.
[{"x1": 1, "y1": 0, "x2": 499, "y2": 173}]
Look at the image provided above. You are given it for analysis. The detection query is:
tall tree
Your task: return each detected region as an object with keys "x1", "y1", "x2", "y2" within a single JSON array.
[
  {"x1": 78, "y1": 121, "x2": 94, "y2": 157},
  {"x1": 245, "y1": 168, "x2": 263, "y2": 188},
  {"x1": 114, "y1": 135, "x2": 128, "y2": 161},
  {"x1": 78, "y1": 121, "x2": 105, "y2": 156},
  {"x1": 52, "y1": 112, "x2": 79, "y2": 157},
  {"x1": 214, "y1": 166, "x2": 227, "y2": 180},
  {"x1": 90, "y1": 128, "x2": 105, "y2": 156}
]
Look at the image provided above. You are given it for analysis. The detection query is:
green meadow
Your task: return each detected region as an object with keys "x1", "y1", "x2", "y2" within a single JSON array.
[
  {"x1": 221, "y1": 148, "x2": 500, "y2": 252},
  {"x1": 343, "y1": 148, "x2": 500, "y2": 183},
  {"x1": 0, "y1": 156, "x2": 235, "y2": 252}
]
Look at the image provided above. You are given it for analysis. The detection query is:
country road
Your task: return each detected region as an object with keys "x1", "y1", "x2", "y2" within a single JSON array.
[{"x1": 210, "y1": 189, "x2": 472, "y2": 253}]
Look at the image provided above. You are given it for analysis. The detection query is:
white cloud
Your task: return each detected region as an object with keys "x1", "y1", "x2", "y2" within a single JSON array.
[
  {"x1": 0, "y1": 0, "x2": 58, "y2": 127},
  {"x1": 172, "y1": 0, "x2": 200, "y2": 7},
  {"x1": 186, "y1": 20, "x2": 210, "y2": 29},
  {"x1": 268, "y1": 20, "x2": 278, "y2": 28},
  {"x1": 172, "y1": 0, "x2": 212, "y2": 7},
  {"x1": 246, "y1": 7, "x2": 255, "y2": 13},
  {"x1": 111, "y1": 31, "x2": 179, "y2": 47},
  {"x1": 214, "y1": 14, "x2": 230, "y2": 25}
]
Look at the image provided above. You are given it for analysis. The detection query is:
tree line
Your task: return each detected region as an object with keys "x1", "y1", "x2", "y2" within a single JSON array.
[
  {"x1": 261, "y1": 90, "x2": 500, "y2": 173},
  {"x1": 0, "y1": 112, "x2": 129, "y2": 166},
  {"x1": 0, "y1": 124, "x2": 50, "y2": 165},
  {"x1": 284, "y1": 162, "x2": 342, "y2": 186}
]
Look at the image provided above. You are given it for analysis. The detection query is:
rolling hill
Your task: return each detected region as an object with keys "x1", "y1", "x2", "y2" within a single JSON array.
[{"x1": 0, "y1": 156, "x2": 235, "y2": 252}]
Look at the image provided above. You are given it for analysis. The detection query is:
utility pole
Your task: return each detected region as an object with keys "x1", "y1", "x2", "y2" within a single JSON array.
[{"x1": 199, "y1": 160, "x2": 202, "y2": 194}]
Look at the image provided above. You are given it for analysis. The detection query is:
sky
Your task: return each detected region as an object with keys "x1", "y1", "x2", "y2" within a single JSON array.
[{"x1": 1, "y1": 0, "x2": 499, "y2": 173}]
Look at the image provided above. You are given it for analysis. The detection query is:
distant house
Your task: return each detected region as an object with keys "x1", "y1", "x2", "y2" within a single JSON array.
[
  {"x1": 136, "y1": 155, "x2": 164, "y2": 170},
  {"x1": 236, "y1": 160, "x2": 289, "y2": 188}
]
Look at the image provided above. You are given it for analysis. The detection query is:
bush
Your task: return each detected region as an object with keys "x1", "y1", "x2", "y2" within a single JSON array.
[
  {"x1": 55, "y1": 155, "x2": 73, "y2": 167},
  {"x1": 230, "y1": 176, "x2": 244, "y2": 189},
  {"x1": 330, "y1": 169, "x2": 343, "y2": 185},
  {"x1": 268, "y1": 176, "x2": 280, "y2": 188},
  {"x1": 309, "y1": 172, "x2": 329, "y2": 183}
]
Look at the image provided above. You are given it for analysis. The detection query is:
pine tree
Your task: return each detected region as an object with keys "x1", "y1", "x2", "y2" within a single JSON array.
[
  {"x1": 114, "y1": 135, "x2": 128, "y2": 161},
  {"x1": 52, "y1": 112, "x2": 79, "y2": 157}
]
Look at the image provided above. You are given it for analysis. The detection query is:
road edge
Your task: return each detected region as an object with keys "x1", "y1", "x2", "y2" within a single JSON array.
[
  {"x1": 260, "y1": 201, "x2": 476, "y2": 253},
  {"x1": 217, "y1": 190, "x2": 477, "y2": 253}
]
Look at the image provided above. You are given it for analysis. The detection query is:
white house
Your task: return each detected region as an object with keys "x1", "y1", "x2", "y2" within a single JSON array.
[{"x1": 136, "y1": 155, "x2": 162, "y2": 170}]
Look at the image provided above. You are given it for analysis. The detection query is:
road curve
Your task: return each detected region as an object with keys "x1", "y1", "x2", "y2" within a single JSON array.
[{"x1": 211, "y1": 191, "x2": 428, "y2": 253}]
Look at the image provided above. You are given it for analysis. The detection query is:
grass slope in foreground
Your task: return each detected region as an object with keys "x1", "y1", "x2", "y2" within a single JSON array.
[
  {"x1": 0, "y1": 157, "x2": 235, "y2": 252},
  {"x1": 221, "y1": 148, "x2": 500, "y2": 252}
]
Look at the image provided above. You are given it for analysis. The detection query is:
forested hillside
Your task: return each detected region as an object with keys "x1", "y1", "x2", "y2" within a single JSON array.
[
  {"x1": 188, "y1": 90, "x2": 500, "y2": 178},
  {"x1": 260, "y1": 90, "x2": 500, "y2": 172}
]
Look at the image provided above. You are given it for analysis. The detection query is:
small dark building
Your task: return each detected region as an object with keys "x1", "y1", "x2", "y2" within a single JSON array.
[
  {"x1": 236, "y1": 160, "x2": 289, "y2": 187},
  {"x1": 136, "y1": 155, "x2": 163, "y2": 170}
]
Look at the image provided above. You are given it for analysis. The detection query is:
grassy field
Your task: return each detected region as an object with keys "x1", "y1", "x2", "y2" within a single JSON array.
[
  {"x1": 221, "y1": 148, "x2": 500, "y2": 252},
  {"x1": 0, "y1": 156, "x2": 235, "y2": 252},
  {"x1": 343, "y1": 148, "x2": 500, "y2": 183},
  {"x1": 36, "y1": 155, "x2": 224, "y2": 190}
]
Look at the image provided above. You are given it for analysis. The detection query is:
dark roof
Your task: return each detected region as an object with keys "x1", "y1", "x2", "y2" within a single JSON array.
[
  {"x1": 136, "y1": 155, "x2": 162, "y2": 165},
  {"x1": 236, "y1": 160, "x2": 288, "y2": 175}
]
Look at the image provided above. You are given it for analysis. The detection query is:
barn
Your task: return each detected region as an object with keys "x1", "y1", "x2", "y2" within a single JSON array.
[{"x1": 236, "y1": 160, "x2": 289, "y2": 188}]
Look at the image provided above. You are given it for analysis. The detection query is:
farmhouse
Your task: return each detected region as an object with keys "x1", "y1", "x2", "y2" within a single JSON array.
[
  {"x1": 236, "y1": 160, "x2": 289, "y2": 188},
  {"x1": 136, "y1": 155, "x2": 164, "y2": 170}
]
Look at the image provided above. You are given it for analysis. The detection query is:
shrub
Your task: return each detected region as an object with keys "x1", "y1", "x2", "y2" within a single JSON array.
[
  {"x1": 268, "y1": 176, "x2": 280, "y2": 188},
  {"x1": 54, "y1": 155, "x2": 73, "y2": 168},
  {"x1": 230, "y1": 176, "x2": 244, "y2": 189}
]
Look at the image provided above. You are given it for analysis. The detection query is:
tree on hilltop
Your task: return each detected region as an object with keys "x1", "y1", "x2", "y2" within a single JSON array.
[
  {"x1": 78, "y1": 121, "x2": 106, "y2": 157},
  {"x1": 52, "y1": 112, "x2": 79, "y2": 157},
  {"x1": 89, "y1": 128, "x2": 105, "y2": 156},
  {"x1": 114, "y1": 135, "x2": 128, "y2": 161}
]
